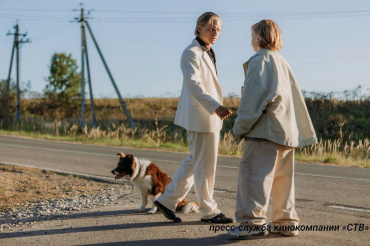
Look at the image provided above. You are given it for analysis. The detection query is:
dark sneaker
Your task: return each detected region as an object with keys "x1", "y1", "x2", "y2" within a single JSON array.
[
  {"x1": 201, "y1": 213, "x2": 233, "y2": 224},
  {"x1": 154, "y1": 201, "x2": 182, "y2": 223},
  {"x1": 228, "y1": 225, "x2": 268, "y2": 238},
  {"x1": 268, "y1": 222, "x2": 298, "y2": 236}
]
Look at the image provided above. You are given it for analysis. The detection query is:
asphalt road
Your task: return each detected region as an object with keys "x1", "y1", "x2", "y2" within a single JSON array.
[{"x1": 0, "y1": 134, "x2": 369, "y2": 245}]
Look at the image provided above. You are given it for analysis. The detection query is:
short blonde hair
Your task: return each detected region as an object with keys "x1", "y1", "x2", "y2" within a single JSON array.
[
  {"x1": 252, "y1": 19, "x2": 282, "y2": 51},
  {"x1": 194, "y1": 12, "x2": 222, "y2": 36}
]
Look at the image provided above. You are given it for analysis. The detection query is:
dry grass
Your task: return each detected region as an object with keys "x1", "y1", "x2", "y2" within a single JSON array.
[
  {"x1": 218, "y1": 132, "x2": 369, "y2": 167},
  {"x1": 0, "y1": 164, "x2": 121, "y2": 211},
  {"x1": 218, "y1": 131, "x2": 244, "y2": 156},
  {"x1": 296, "y1": 138, "x2": 370, "y2": 168},
  {"x1": 1, "y1": 126, "x2": 368, "y2": 167}
]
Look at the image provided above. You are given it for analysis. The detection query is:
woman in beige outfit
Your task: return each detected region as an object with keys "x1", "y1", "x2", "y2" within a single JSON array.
[{"x1": 229, "y1": 19, "x2": 317, "y2": 238}]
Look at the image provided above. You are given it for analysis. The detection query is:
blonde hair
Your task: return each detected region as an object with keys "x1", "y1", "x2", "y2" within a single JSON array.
[
  {"x1": 252, "y1": 19, "x2": 282, "y2": 51},
  {"x1": 194, "y1": 12, "x2": 222, "y2": 36}
]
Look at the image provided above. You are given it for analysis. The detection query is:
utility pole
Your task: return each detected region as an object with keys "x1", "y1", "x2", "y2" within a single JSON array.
[
  {"x1": 1, "y1": 23, "x2": 30, "y2": 129},
  {"x1": 74, "y1": 5, "x2": 97, "y2": 128},
  {"x1": 83, "y1": 16, "x2": 97, "y2": 128},
  {"x1": 73, "y1": 5, "x2": 136, "y2": 130},
  {"x1": 80, "y1": 8, "x2": 86, "y2": 128},
  {"x1": 85, "y1": 21, "x2": 136, "y2": 130}
]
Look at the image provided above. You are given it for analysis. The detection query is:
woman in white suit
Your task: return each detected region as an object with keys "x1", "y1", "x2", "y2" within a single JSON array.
[{"x1": 155, "y1": 12, "x2": 233, "y2": 223}]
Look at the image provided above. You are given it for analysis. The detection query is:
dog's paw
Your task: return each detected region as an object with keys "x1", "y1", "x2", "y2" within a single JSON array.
[
  {"x1": 147, "y1": 209, "x2": 157, "y2": 214},
  {"x1": 136, "y1": 208, "x2": 145, "y2": 213}
]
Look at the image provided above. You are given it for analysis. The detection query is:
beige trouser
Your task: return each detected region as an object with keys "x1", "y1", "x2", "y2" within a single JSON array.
[
  {"x1": 235, "y1": 140, "x2": 299, "y2": 226},
  {"x1": 156, "y1": 131, "x2": 220, "y2": 219}
]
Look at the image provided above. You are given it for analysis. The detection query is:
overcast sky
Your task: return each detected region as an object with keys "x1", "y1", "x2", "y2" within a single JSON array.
[{"x1": 0, "y1": 0, "x2": 369, "y2": 98}]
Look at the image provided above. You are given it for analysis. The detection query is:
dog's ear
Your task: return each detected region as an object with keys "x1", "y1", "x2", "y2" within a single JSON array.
[
  {"x1": 126, "y1": 154, "x2": 134, "y2": 161},
  {"x1": 117, "y1": 152, "x2": 126, "y2": 158}
]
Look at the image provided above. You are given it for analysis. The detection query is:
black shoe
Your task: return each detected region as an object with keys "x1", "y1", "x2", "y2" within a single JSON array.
[
  {"x1": 154, "y1": 201, "x2": 182, "y2": 223},
  {"x1": 201, "y1": 213, "x2": 233, "y2": 224}
]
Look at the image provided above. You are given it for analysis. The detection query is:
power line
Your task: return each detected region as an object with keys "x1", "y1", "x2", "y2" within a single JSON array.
[
  {"x1": 0, "y1": 13, "x2": 367, "y2": 25},
  {"x1": 0, "y1": 8, "x2": 369, "y2": 21},
  {"x1": 0, "y1": 17, "x2": 71, "y2": 23},
  {"x1": 2, "y1": 8, "x2": 368, "y2": 15},
  {"x1": 88, "y1": 11, "x2": 370, "y2": 23},
  {"x1": 0, "y1": 8, "x2": 71, "y2": 12},
  {"x1": 0, "y1": 13, "x2": 71, "y2": 19}
]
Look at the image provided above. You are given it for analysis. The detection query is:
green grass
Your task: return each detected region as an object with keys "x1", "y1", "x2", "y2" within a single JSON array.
[{"x1": 0, "y1": 129, "x2": 189, "y2": 153}]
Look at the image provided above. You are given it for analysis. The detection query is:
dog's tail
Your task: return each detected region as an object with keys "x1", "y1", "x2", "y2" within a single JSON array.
[{"x1": 176, "y1": 199, "x2": 200, "y2": 213}]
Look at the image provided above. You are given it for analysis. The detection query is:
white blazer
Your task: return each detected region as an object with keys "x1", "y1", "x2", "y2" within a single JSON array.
[{"x1": 174, "y1": 39, "x2": 224, "y2": 133}]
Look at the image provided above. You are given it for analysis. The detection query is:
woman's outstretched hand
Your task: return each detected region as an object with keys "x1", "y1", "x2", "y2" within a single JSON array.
[{"x1": 215, "y1": 106, "x2": 232, "y2": 120}]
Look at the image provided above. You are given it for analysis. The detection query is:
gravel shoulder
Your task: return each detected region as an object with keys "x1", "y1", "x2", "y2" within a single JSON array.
[{"x1": 0, "y1": 164, "x2": 134, "y2": 232}]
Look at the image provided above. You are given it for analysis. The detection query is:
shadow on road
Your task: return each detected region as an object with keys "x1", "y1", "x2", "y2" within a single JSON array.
[
  {"x1": 52, "y1": 208, "x2": 144, "y2": 220},
  {"x1": 1, "y1": 219, "x2": 214, "y2": 239},
  {"x1": 2, "y1": 208, "x2": 159, "y2": 227},
  {"x1": 0, "y1": 210, "x2": 283, "y2": 244},
  {"x1": 1, "y1": 219, "x2": 283, "y2": 244},
  {"x1": 77, "y1": 234, "x2": 282, "y2": 245}
]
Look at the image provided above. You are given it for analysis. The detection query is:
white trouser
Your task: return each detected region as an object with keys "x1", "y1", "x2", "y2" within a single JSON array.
[
  {"x1": 235, "y1": 140, "x2": 299, "y2": 226},
  {"x1": 156, "y1": 131, "x2": 220, "y2": 219}
]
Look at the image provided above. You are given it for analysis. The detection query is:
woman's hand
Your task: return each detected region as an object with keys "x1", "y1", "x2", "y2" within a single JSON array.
[{"x1": 215, "y1": 106, "x2": 232, "y2": 120}]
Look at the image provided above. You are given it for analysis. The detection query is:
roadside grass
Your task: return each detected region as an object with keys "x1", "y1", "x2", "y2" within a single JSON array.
[
  {"x1": 0, "y1": 164, "x2": 123, "y2": 211},
  {"x1": 0, "y1": 129, "x2": 189, "y2": 153},
  {"x1": 296, "y1": 138, "x2": 370, "y2": 168},
  {"x1": 1, "y1": 129, "x2": 369, "y2": 168},
  {"x1": 294, "y1": 153, "x2": 370, "y2": 168}
]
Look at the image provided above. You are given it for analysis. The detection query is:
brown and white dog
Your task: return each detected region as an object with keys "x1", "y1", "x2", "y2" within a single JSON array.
[{"x1": 111, "y1": 152, "x2": 199, "y2": 214}]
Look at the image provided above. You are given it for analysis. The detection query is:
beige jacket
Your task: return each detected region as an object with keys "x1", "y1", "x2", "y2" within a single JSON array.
[
  {"x1": 233, "y1": 49, "x2": 317, "y2": 147},
  {"x1": 174, "y1": 39, "x2": 223, "y2": 132}
]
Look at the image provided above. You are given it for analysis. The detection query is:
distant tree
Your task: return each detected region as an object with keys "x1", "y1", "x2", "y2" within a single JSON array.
[
  {"x1": 44, "y1": 53, "x2": 80, "y2": 100},
  {"x1": 0, "y1": 79, "x2": 32, "y2": 114},
  {"x1": 0, "y1": 79, "x2": 16, "y2": 97},
  {"x1": 0, "y1": 79, "x2": 31, "y2": 96},
  {"x1": 43, "y1": 53, "x2": 81, "y2": 117}
]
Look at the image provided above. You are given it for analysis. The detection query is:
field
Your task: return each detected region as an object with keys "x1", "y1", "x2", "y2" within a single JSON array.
[{"x1": 1, "y1": 97, "x2": 369, "y2": 167}]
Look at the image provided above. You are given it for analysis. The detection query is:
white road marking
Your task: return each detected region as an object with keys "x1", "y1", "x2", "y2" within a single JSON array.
[
  {"x1": 0, "y1": 142, "x2": 114, "y2": 157},
  {"x1": 294, "y1": 172, "x2": 370, "y2": 182},
  {"x1": 0, "y1": 161, "x2": 130, "y2": 184},
  {"x1": 328, "y1": 205, "x2": 370, "y2": 213},
  {"x1": 215, "y1": 165, "x2": 370, "y2": 182},
  {"x1": 1, "y1": 142, "x2": 369, "y2": 182},
  {"x1": 0, "y1": 134, "x2": 187, "y2": 155},
  {"x1": 218, "y1": 165, "x2": 238, "y2": 169}
]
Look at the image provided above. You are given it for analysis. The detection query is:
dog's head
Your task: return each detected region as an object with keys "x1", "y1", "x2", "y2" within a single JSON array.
[{"x1": 111, "y1": 152, "x2": 136, "y2": 180}]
